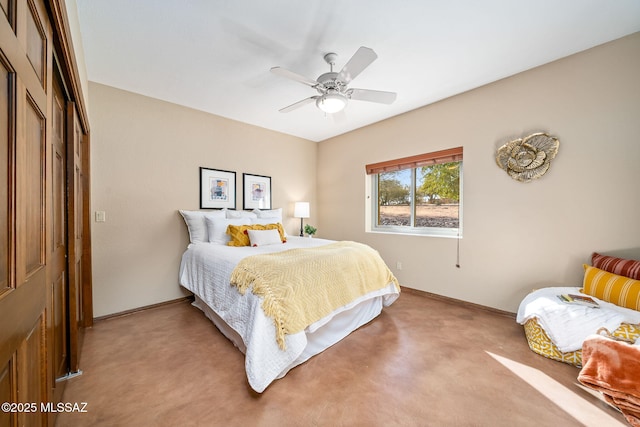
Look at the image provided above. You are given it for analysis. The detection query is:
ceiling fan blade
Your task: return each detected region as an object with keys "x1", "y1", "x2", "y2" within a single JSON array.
[
  {"x1": 278, "y1": 96, "x2": 318, "y2": 113},
  {"x1": 348, "y1": 88, "x2": 397, "y2": 104},
  {"x1": 270, "y1": 67, "x2": 319, "y2": 87},
  {"x1": 337, "y1": 46, "x2": 378, "y2": 84}
]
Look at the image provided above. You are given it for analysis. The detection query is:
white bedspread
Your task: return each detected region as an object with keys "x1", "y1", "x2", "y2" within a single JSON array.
[
  {"x1": 516, "y1": 287, "x2": 640, "y2": 352},
  {"x1": 178, "y1": 236, "x2": 399, "y2": 392}
]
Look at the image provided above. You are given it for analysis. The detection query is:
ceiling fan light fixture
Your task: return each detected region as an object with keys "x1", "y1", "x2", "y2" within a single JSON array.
[
  {"x1": 316, "y1": 92, "x2": 347, "y2": 114},
  {"x1": 272, "y1": 47, "x2": 396, "y2": 114}
]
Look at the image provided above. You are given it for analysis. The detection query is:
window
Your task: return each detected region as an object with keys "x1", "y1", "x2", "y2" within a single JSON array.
[{"x1": 366, "y1": 147, "x2": 463, "y2": 238}]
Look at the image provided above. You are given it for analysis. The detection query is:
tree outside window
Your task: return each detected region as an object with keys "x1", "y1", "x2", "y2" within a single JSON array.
[{"x1": 375, "y1": 161, "x2": 461, "y2": 236}]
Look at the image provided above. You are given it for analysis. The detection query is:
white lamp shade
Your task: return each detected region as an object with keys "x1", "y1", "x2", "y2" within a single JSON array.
[
  {"x1": 316, "y1": 92, "x2": 347, "y2": 114},
  {"x1": 294, "y1": 202, "x2": 310, "y2": 218}
]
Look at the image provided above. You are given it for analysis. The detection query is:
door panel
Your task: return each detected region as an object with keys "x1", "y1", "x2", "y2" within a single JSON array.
[
  {"x1": 0, "y1": 357, "x2": 15, "y2": 427},
  {"x1": 0, "y1": 0, "x2": 52, "y2": 423},
  {"x1": 17, "y1": 315, "x2": 45, "y2": 427},
  {"x1": 25, "y1": 0, "x2": 44, "y2": 85},
  {"x1": 0, "y1": 51, "x2": 11, "y2": 297},
  {"x1": 51, "y1": 97, "x2": 66, "y2": 251},
  {"x1": 20, "y1": 92, "x2": 45, "y2": 280},
  {"x1": 67, "y1": 103, "x2": 82, "y2": 372},
  {"x1": 51, "y1": 72, "x2": 67, "y2": 385},
  {"x1": 1, "y1": 0, "x2": 15, "y2": 32}
]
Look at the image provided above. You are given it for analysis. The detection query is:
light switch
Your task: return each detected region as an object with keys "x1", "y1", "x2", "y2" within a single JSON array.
[{"x1": 95, "y1": 211, "x2": 106, "y2": 222}]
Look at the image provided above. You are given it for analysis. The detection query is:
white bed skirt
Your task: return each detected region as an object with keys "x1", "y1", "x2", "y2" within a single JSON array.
[{"x1": 192, "y1": 290, "x2": 387, "y2": 382}]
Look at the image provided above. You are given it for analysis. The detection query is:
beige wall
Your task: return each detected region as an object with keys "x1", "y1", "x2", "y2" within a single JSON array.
[
  {"x1": 318, "y1": 33, "x2": 640, "y2": 312},
  {"x1": 89, "y1": 83, "x2": 317, "y2": 317},
  {"x1": 89, "y1": 33, "x2": 639, "y2": 317}
]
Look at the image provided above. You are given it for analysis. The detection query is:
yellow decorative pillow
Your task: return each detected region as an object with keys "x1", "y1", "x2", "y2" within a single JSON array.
[
  {"x1": 227, "y1": 223, "x2": 286, "y2": 246},
  {"x1": 581, "y1": 264, "x2": 640, "y2": 311}
]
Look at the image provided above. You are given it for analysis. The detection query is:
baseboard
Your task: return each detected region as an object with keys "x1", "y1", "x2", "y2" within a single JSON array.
[
  {"x1": 93, "y1": 295, "x2": 195, "y2": 323},
  {"x1": 400, "y1": 286, "x2": 516, "y2": 319},
  {"x1": 93, "y1": 289, "x2": 515, "y2": 322}
]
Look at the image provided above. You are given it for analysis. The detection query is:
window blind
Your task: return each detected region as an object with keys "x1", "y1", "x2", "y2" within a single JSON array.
[{"x1": 365, "y1": 147, "x2": 463, "y2": 175}]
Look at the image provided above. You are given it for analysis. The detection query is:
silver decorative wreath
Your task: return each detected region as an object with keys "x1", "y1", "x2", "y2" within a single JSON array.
[{"x1": 496, "y1": 133, "x2": 559, "y2": 182}]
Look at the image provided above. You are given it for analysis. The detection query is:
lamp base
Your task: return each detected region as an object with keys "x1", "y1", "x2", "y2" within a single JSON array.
[{"x1": 299, "y1": 218, "x2": 304, "y2": 237}]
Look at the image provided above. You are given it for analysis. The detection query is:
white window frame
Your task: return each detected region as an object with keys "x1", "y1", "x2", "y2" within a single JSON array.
[{"x1": 366, "y1": 161, "x2": 463, "y2": 239}]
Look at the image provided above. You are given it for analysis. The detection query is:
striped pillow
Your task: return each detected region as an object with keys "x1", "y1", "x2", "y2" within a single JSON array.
[
  {"x1": 581, "y1": 264, "x2": 640, "y2": 311},
  {"x1": 592, "y1": 252, "x2": 640, "y2": 280}
]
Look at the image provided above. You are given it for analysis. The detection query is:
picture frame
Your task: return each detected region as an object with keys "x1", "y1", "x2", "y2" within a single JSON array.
[
  {"x1": 243, "y1": 173, "x2": 272, "y2": 210},
  {"x1": 200, "y1": 167, "x2": 236, "y2": 209}
]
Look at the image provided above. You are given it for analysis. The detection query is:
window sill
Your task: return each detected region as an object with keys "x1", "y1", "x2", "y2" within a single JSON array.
[{"x1": 367, "y1": 227, "x2": 462, "y2": 239}]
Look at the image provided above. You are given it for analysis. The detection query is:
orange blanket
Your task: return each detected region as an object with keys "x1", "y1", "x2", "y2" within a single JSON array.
[{"x1": 578, "y1": 334, "x2": 640, "y2": 426}]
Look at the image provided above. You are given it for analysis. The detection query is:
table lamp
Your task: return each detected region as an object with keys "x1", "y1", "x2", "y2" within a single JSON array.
[{"x1": 294, "y1": 202, "x2": 310, "y2": 237}]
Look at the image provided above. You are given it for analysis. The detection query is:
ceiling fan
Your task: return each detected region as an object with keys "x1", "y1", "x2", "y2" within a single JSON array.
[{"x1": 270, "y1": 46, "x2": 397, "y2": 114}]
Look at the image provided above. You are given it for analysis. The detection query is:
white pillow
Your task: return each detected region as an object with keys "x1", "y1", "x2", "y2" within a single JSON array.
[
  {"x1": 179, "y1": 209, "x2": 226, "y2": 243},
  {"x1": 205, "y1": 217, "x2": 251, "y2": 245},
  {"x1": 252, "y1": 208, "x2": 287, "y2": 236},
  {"x1": 253, "y1": 208, "x2": 282, "y2": 222},
  {"x1": 226, "y1": 210, "x2": 258, "y2": 219},
  {"x1": 247, "y1": 229, "x2": 283, "y2": 247}
]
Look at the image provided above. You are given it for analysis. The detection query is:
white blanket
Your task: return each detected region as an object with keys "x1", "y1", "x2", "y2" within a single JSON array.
[
  {"x1": 178, "y1": 236, "x2": 399, "y2": 392},
  {"x1": 516, "y1": 287, "x2": 640, "y2": 352}
]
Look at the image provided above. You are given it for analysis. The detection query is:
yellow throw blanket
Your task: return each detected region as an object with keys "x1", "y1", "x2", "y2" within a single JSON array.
[{"x1": 230, "y1": 241, "x2": 400, "y2": 350}]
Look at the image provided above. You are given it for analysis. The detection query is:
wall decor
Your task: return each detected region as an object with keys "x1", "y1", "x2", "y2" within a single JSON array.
[
  {"x1": 200, "y1": 167, "x2": 236, "y2": 209},
  {"x1": 495, "y1": 132, "x2": 560, "y2": 183},
  {"x1": 243, "y1": 173, "x2": 272, "y2": 210}
]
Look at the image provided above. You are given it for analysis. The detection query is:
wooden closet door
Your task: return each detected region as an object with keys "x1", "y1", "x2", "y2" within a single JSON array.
[
  {"x1": 66, "y1": 102, "x2": 82, "y2": 373},
  {"x1": 51, "y1": 70, "x2": 68, "y2": 394},
  {"x1": 0, "y1": 0, "x2": 52, "y2": 425}
]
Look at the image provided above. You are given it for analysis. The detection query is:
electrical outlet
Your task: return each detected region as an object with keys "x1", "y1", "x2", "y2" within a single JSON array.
[{"x1": 396, "y1": 261, "x2": 402, "y2": 270}]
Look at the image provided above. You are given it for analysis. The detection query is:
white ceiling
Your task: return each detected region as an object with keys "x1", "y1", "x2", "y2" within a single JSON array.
[{"x1": 75, "y1": 0, "x2": 640, "y2": 142}]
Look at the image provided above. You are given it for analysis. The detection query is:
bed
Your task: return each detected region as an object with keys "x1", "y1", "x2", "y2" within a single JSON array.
[{"x1": 178, "y1": 209, "x2": 400, "y2": 393}]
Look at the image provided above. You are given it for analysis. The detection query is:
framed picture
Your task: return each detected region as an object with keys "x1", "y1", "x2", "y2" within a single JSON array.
[
  {"x1": 243, "y1": 173, "x2": 271, "y2": 210},
  {"x1": 200, "y1": 167, "x2": 236, "y2": 209}
]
